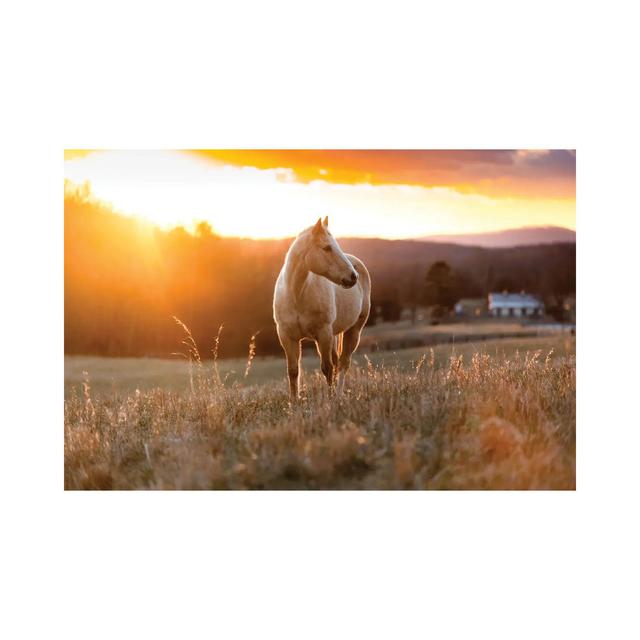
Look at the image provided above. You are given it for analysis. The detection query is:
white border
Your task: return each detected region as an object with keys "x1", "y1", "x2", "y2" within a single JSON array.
[{"x1": 3, "y1": 1, "x2": 639, "y2": 638}]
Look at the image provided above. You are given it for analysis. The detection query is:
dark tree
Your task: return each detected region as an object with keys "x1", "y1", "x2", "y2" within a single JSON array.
[
  {"x1": 424, "y1": 261, "x2": 458, "y2": 317},
  {"x1": 493, "y1": 276, "x2": 516, "y2": 293},
  {"x1": 402, "y1": 264, "x2": 423, "y2": 324},
  {"x1": 195, "y1": 220, "x2": 219, "y2": 239},
  {"x1": 379, "y1": 299, "x2": 402, "y2": 323}
]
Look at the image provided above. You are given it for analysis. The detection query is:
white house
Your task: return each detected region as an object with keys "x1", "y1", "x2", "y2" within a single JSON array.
[{"x1": 488, "y1": 292, "x2": 544, "y2": 318}]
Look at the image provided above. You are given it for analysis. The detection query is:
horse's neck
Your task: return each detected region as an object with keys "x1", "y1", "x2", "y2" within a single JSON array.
[{"x1": 284, "y1": 244, "x2": 309, "y2": 304}]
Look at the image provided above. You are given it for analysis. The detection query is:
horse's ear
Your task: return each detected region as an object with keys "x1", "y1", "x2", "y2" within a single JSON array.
[
  {"x1": 323, "y1": 216, "x2": 329, "y2": 228},
  {"x1": 313, "y1": 218, "x2": 323, "y2": 235}
]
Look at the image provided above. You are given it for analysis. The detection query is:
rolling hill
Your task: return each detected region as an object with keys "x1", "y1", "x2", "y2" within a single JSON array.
[{"x1": 419, "y1": 226, "x2": 576, "y2": 248}]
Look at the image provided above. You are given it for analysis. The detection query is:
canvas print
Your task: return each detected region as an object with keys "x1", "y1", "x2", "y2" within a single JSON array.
[{"x1": 64, "y1": 150, "x2": 576, "y2": 489}]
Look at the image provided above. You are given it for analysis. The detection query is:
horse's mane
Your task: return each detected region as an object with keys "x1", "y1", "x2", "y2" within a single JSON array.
[{"x1": 285, "y1": 226, "x2": 313, "y2": 259}]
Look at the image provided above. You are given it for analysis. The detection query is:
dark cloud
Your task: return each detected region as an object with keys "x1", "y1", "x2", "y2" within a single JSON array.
[
  {"x1": 517, "y1": 149, "x2": 576, "y2": 175},
  {"x1": 191, "y1": 150, "x2": 575, "y2": 199}
]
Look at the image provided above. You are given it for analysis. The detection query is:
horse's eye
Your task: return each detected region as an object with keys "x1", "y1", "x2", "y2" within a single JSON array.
[{"x1": 322, "y1": 245, "x2": 332, "y2": 253}]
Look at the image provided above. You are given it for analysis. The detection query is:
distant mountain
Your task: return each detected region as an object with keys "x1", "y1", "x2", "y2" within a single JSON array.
[{"x1": 419, "y1": 226, "x2": 576, "y2": 248}]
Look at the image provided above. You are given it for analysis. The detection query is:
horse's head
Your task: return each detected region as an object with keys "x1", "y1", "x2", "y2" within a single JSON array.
[{"x1": 304, "y1": 217, "x2": 359, "y2": 288}]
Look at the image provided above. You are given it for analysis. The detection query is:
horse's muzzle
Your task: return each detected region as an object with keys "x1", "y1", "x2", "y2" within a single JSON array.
[{"x1": 341, "y1": 272, "x2": 358, "y2": 288}]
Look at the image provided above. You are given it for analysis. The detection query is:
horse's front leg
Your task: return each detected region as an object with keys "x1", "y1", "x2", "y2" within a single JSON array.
[
  {"x1": 316, "y1": 327, "x2": 335, "y2": 389},
  {"x1": 278, "y1": 331, "x2": 301, "y2": 400}
]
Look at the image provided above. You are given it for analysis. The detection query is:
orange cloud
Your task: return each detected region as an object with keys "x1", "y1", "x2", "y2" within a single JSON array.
[{"x1": 190, "y1": 149, "x2": 575, "y2": 200}]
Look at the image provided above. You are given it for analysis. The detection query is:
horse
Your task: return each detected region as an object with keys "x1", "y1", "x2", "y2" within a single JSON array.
[{"x1": 273, "y1": 217, "x2": 371, "y2": 399}]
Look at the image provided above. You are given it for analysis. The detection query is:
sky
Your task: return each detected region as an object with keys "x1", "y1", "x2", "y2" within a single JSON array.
[{"x1": 64, "y1": 149, "x2": 576, "y2": 239}]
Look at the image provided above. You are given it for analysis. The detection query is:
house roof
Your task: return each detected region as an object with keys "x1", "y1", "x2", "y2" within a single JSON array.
[{"x1": 488, "y1": 293, "x2": 543, "y2": 308}]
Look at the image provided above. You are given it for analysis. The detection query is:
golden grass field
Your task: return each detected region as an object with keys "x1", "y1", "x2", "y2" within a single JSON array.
[
  {"x1": 65, "y1": 323, "x2": 574, "y2": 396},
  {"x1": 64, "y1": 333, "x2": 575, "y2": 490}
]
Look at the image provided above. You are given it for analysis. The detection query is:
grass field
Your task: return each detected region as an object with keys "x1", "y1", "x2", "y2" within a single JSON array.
[
  {"x1": 64, "y1": 334, "x2": 575, "y2": 490},
  {"x1": 359, "y1": 318, "x2": 559, "y2": 344},
  {"x1": 65, "y1": 333, "x2": 575, "y2": 397}
]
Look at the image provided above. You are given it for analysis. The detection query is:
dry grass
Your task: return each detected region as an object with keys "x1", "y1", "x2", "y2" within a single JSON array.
[
  {"x1": 64, "y1": 334, "x2": 575, "y2": 397},
  {"x1": 64, "y1": 344, "x2": 575, "y2": 490}
]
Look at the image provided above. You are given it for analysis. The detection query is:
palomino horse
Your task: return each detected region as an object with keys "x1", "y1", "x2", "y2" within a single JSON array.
[{"x1": 273, "y1": 217, "x2": 371, "y2": 398}]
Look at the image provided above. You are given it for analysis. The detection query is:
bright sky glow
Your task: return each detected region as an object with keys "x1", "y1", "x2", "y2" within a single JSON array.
[{"x1": 64, "y1": 150, "x2": 576, "y2": 239}]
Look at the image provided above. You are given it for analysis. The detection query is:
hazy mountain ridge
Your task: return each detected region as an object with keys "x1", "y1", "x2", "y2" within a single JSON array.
[{"x1": 418, "y1": 226, "x2": 576, "y2": 248}]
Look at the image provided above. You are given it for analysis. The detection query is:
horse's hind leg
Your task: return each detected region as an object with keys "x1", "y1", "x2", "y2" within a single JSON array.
[
  {"x1": 315, "y1": 327, "x2": 335, "y2": 389},
  {"x1": 338, "y1": 320, "x2": 366, "y2": 394}
]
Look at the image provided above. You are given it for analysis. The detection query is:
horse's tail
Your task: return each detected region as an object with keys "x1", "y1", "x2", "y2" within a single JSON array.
[{"x1": 336, "y1": 332, "x2": 344, "y2": 359}]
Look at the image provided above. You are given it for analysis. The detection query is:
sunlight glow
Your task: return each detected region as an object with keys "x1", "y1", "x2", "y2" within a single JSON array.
[{"x1": 64, "y1": 150, "x2": 576, "y2": 239}]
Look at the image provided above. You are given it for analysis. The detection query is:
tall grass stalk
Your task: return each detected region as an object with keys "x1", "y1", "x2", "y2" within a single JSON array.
[{"x1": 244, "y1": 331, "x2": 260, "y2": 379}]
